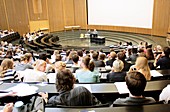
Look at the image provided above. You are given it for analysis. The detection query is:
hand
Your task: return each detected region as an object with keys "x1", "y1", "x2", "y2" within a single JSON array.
[
  {"x1": 38, "y1": 92, "x2": 48, "y2": 99},
  {"x1": 39, "y1": 92, "x2": 48, "y2": 103},
  {"x1": 3, "y1": 103, "x2": 13, "y2": 112},
  {"x1": 8, "y1": 91, "x2": 17, "y2": 97}
]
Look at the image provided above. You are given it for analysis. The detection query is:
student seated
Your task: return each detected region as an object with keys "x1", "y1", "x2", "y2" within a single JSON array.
[
  {"x1": 23, "y1": 59, "x2": 48, "y2": 82},
  {"x1": 14, "y1": 53, "x2": 33, "y2": 71},
  {"x1": 75, "y1": 56, "x2": 99, "y2": 83},
  {"x1": 106, "y1": 59, "x2": 126, "y2": 82},
  {"x1": 129, "y1": 57, "x2": 151, "y2": 80},
  {"x1": 113, "y1": 71, "x2": 156, "y2": 106},
  {"x1": 0, "y1": 58, "x2": 19, "y2": 82},
  {"x1": 39, "y1": 69, "x2": 101, "y2": 106}
]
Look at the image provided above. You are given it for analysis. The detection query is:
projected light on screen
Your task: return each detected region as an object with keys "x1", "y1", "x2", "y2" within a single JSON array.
[{"x1": 87, "y1": 0, "x2": 154, "y2": 28}]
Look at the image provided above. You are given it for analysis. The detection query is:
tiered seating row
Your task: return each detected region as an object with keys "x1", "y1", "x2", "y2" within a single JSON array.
[{"x1": 0, "y1": 32, "x2": 20, "y2": 43}]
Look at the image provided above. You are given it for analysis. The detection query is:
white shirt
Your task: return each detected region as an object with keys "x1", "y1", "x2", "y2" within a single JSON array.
[
  {"x1": 23, "y1": 69, "x2": 48, "y2": 82},
  {"x1": 159, "y1": 85, "x2": 170, "y2": 103}
]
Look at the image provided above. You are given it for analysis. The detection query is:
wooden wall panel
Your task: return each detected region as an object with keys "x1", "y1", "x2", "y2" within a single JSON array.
[
  {"x1": 0, "y1": 0, "x2": 8, "y2": 30},
  {"x1": 0, "y1": 0, "x2": 170, "y2": 36},
  {"x1": 74, "y1": 0, "x2": 87, "y2": 29},
  {"x1": 152, "y1": 0, "x2": 170, "y2": 36},
  {"x1": 47, "y1": 0, "x2": 64, "y2": 32},
  {"x1": 27, "y1": 0, "x2": 48, "y2": 21},
  {"x1": 5, "y1": 0, "x2": 29, "y2": 34},
  {"x1": 29, "y1": 20, "x2": 49, "y2": 32},
  {"x1": 63, "y1": 0, "x2": 75, "y2": 26}
]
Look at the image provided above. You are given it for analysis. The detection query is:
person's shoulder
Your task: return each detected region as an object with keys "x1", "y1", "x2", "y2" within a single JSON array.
[
  {"x1": 113, "y1": 98, "x2": 126, "y2": 104},
  {"x1": 75, "y1": 69, "x2": 83, "y2": 74},
  {"x1": 144, "y1": 97, "x2": 156, "y2": 103}
]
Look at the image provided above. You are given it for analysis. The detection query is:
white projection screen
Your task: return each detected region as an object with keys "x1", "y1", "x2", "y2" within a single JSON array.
[{"x1": 87, "y1": 0, "x2": 154, "y2": 28}]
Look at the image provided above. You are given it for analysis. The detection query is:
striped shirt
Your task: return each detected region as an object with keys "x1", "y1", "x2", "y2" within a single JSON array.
[{"x1": 0, "y1": 69, "x2": 19, "y2": 82}]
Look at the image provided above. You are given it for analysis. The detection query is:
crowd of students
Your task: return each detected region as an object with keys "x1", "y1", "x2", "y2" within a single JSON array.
[
  {"x1": 0, "y1": 39, "x2": 170, "y2": 111},
  {"x1": 0, "y1": 29, "x2": 15, "y2": 38}
]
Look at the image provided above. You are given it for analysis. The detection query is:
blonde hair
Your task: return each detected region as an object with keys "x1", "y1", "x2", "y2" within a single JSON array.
[
  {"x1": 55, "y1": 61, "x2": 66, "y2": 71},
  {"x1": 135, "y1": 57, "x2": 151, "y2": 80},
  {"x1": 20, "y1": 53, "x2": 32, "y2": 62},
  {"x1": 113, "y1": 59, "x2": 124, "y2": 72},
  {"x1": 34, "y1": 60, "x2": 46, "y2": 70}
]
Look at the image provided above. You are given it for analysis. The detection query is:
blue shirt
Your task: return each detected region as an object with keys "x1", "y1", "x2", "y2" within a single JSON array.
[{"x1": 75, "y1": 69, "x2": 99, "y2": 83}]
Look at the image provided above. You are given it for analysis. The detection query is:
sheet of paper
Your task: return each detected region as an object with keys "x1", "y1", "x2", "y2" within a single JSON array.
[
  {"x1": 100, "y1": 73, "x2": 107, "y2": 79},
  {"x1": 114, "y1": 82, "x2": 129, "y2": 94},
  {"x1": 6, "y1": 83, "x2": 38, "y2": 96},
  {"x1": 150, "y1": 70, "x2": 163, "y2": 77},
  {"x1": 74, "y1": 84, "x2": 92, "y2": 92}
]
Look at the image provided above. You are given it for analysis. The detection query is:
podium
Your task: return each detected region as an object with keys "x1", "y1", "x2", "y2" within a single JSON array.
[{"x1": 90, "y1": 36, "x2": 105, "y2": 44}]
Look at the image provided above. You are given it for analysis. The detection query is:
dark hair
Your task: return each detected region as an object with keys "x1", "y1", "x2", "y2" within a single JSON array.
[
  {"x1": 39, "y1": 53, "x2": 47, "y2": 61},
  {"x1": 82, "y1": 56, "x2": 95, "y2": 72},
  {"x1": 126, "y1": 71, "x2": 146, "y2": 96},
  {"x1": 163, "y1": 47, "x2": 170, "y2": 57},
  {"x1": 132, "y1": 48, "x2": 138, "y2": 54},
  {"x1": 72, "y1": 54, "x2": 79, "y2": 63},
  {"x1": 56, "y1": 69, "x2": 75, "y2": 92},
  {"x1": 92, "y1": 52, "x2": 99, "y2": 60},
  {"x1": 66, "y1": 50, "x2": 70, "y2": 57},
  {"x1": 77, "y1": 50, "x2": 83, "y2": 57},
  {"x1": 99, "y1": 54, "x2": 105, "y2": 60},
  {"x1": 117, "y1": 52, "x2": 126, "y2": 61},
  {"x1": 146, "y1": 48, "x2": 154, "y2": 60},
  {"x1": 5, "y1": 49, "x2": 13, "y2": 58}
]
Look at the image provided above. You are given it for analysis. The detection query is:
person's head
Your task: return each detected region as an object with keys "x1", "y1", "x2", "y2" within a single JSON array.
[
  {"x1": 92, "y1": 52, "x2": 99, "y2": 60},
  {"x1": 66, "y1": 50, "x2": 70, "y2": 57},
  {"x1": 112, "y1": 59, "x2": 124, "y2": 72},
  {"x1": 156, "y1": 45, "x2": 162, "y2": 52},
  {"x1": 126, "y1": 71, "x2": 146, "y2": 96},
  {"x1": 132, "y1": 48, "x2": 138, "y2": 54},
  {"x1": 56, "y1": 69, "x2": 76, "y2": 92},
  {"x1": 53, "y1": 50, "x2": 60, "y2": 55},
  {"x1": 146, "y1": 48, "x2": 154, "y2": 60},
  {"x1": 110, "y1": 51, "x2": 117, "y2": 59},
  {"x1": 5, "y1": 49, "x2": 13, "y2": 57},
  {"x1": 23, "y1": 53, "x2": 32, "y2": 63},
  {"x1": 39, "y1": 53, "x2": 47, "y2": 61},
  {"x1": 99, "y1": 53, "x2": 106, "y2": 61},
  {"x1": 81, "y1": 56, "x2": 95, "y2": 71},
  {"x1": 34, "y1": 59, "x2": 47, "y2": 72},
  {"x1": 135, "y1": 57, "x2": 151, "y2": 80},
  {"x1": 55, "y1": 54, "x2": 62, "y2": 62},
  {"x1": 68, "y1": 51, "x2": 77, "y2": 60},
  {"x1": 77, "y1": 50, "x2": 83, "y2": 57},
  {"x1": 1, "y1": 58, "x2": 14, "y2": 71},
  {"x1": 163, "y1": 47, "x2": 170, "y2": 57},
  {"x1": 117, "y1": 52, "x2": 126, "y2": 61},
  {"x1": 72, "y1": 54, "x2": 79, "y2": 64},
  {"x1": 55, "y1": 61, "x2": 66, "y2": 72}
]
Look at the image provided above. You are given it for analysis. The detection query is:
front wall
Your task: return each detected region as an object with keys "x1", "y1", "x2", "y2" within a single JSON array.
[
  {"x1": 27, "y1": 0, "x2": 48, "y2": 21},
  {"x1": 0, "y1": 0, "x2": 8, "y2": 30},
  {"x1": 47, "y1": 0, "x2": 64, "y2": 32},
  {"x1": 5, "y1": 0, "x2": 29, "y2": 34}
]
